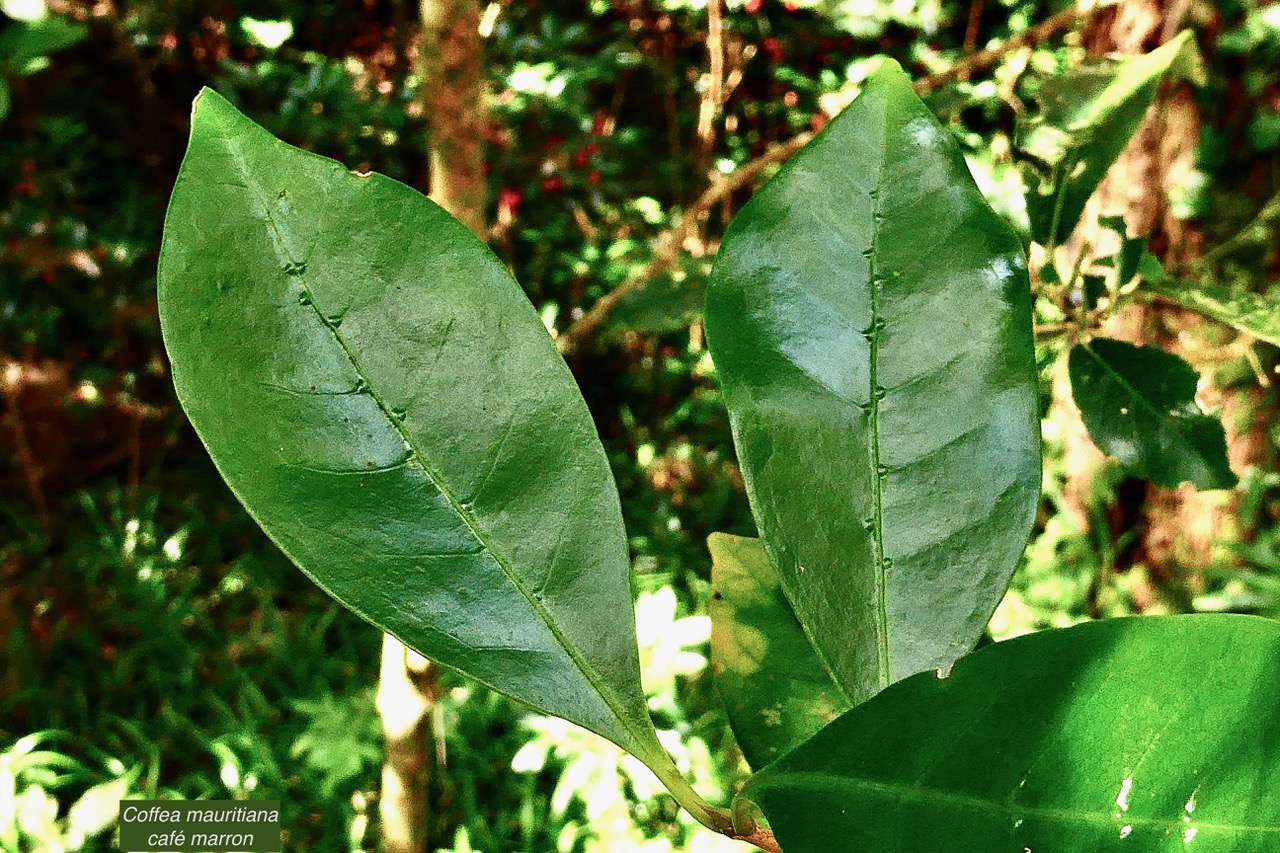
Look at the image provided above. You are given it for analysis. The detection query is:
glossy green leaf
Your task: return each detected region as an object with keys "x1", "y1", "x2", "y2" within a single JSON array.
[
  {"x1": 1145, "y1": 275, "x2": 1280, "y2": 349},
  {"x1": 707, "y1": 534, "x2": 848, "y2": 770},
  {"x1": 704, "y1": 60, "x2": 1040, "y2": 705},
  {"x1": 743, "y1": 614, "x2": 1280, "y2": 852},
  {"x1": 158, "y1": 89, "x2": 687, "y2": 789},
  {"x1": 1020, "y1": 31, "x2": 1201, "y2": 247},
  {"x1": 1068, "y1": 338, "x2": 1235, "y2": 489}
]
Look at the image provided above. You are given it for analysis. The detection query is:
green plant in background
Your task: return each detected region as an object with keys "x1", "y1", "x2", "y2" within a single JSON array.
[
  {"x1": 156, "y1": 36, "x2": 1275, "y2": 853},
  {"x1": 0, "y1": 0, "x2": 85, "y2": 123},
  {"x1": 0, "y1": 732, "x2": 133, "y2": 852}
]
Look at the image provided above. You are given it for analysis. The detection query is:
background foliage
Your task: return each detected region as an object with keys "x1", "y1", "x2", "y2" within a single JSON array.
[{"x1": 1, "y1": 0, "x2": 1276, "y2": 850}]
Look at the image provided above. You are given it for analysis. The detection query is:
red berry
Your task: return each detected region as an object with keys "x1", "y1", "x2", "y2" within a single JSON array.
[{"x1": 498, "y1": 187, "x2": 522, "y2": 216}]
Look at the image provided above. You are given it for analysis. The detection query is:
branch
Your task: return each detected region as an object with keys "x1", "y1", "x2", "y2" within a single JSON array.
[
  {"x1": 555, "y1": 132, "x2": 809, "y2": 354},
  {"x1": 917, "y1": 3, "x2": 1096, "y2": 91},
  {"x1": 555, "y1": 3, "x2": 1105, "y2": 354}
]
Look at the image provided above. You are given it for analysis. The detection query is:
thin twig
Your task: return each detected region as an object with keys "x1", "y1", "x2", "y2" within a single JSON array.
[
  {"x1": 555, "y1": 132, "x2": 808, "y2": 354},
  {"x1": 921, "y1": 3, "x2": 1094, "y2": 91},
  {"x1": 696, "y1": 0, "x2": 726, "y2": 161},
  {"x1": 555, "y1": 3, "x2": 1105, "y2": 353}
]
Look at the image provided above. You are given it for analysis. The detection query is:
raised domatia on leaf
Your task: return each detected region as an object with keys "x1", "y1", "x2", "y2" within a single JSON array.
[
  {"x1": 157, "y1": 89, "x2": 726, "y2": 831},
  {"x1": 705, "y1": 60, "x2": 1040, "y2": 707},
  {"x1": 742, "y1": 615, "x2": 1280, "y2": 852}
]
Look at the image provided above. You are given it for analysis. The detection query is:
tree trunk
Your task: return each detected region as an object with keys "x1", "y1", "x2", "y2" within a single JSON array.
[
  {"x1": 377, "y1": 3, "x2": 488, "y2": 852},
  {"x1": 376, "y1": 638, "x2": 438, "y2": 853}
]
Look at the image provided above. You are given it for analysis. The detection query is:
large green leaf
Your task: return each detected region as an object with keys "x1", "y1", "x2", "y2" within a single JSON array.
[
  {"x1": 1019, "y1": 31, "x2": 1201, "y2": 247},
  {"x1": 704, "y1": 60, "x2": 1040, "y2": 705},
  {"x1": 707, "y1": 534, "x2": 848, "y2": 770},
  {"x1": 1068, "y1": 338, "x2": 1235, "y2": 490},
  {"x1": 743, "y1": 615, "x2": 1280, "y2": 852},
  {"x1": 157, "y1": 89, "x2": 702, "y2": 806}
]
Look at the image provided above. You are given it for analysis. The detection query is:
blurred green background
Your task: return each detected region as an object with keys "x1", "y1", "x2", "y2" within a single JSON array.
[{"x1": 1, "y1": 0, "x2": 1276, "y2": 850}]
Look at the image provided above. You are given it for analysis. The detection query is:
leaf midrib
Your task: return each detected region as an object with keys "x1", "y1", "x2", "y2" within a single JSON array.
[
  {"x1": 750, "y1": 771, "x2": 1280, "y2": 835},
  {"x1": 214, "y1": 121, "x2": 656, "y2": 759},
  {"x1": 866, "y1": 99, "x2": 890, "y2": 692}
]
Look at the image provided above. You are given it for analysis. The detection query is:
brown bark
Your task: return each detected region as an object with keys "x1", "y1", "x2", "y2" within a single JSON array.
[
  {"x1": 419, "y1": 0, "x2": 488, "y2": 237},
  {"x1": 377, "y1": 4, "x2": 488, "y2": 852}
]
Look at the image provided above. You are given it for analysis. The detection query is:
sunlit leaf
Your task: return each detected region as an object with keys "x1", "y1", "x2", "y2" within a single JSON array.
[
  {"x1": 1019, "y1": 31, "x2": 1202, "y2": 247},
  {"x1": 0, "y1": 15, "x2": 87, "y2": 75},
  {"x1": 742, "y1": 615, "x2": 1280, "y2": 852},
  {"x1": 157, "y1": 89, "x2": 697, "y2": 797},
  {"x1": 1142, "y1": 267, "x2": 1280, "y2": 349},
  {"x1": 66, "y1": 776, "x2": 130, "y2": 839}
]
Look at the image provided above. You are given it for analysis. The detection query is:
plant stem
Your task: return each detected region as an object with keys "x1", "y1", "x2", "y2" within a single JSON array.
[
  {"x1": 649, "y1": 758, "x2": 733, "y2": 834},
  {"x1": 650, "y1": 755, "x2": 785, "y2": 851}
]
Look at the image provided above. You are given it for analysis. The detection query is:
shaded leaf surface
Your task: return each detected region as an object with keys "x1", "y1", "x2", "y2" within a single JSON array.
[
  {"x1": 707, "y1": 534, "x2": 848, "y2": 769},
  {"x1": 1069, "y1": 338, "x2": 1235, "y2": 489},
  {"x1": 1020, "y1": 32, "x2": 1200, "y2": 246},
  {"x1": 705, "y1": 61, "x2": 1040, "y2": 704},
  {"x1": 158, "y1": 90, "x2": 666, "y2": 765},
  {"x1": 745, "y1": 615, "x2": 1280, "y2": 852}
]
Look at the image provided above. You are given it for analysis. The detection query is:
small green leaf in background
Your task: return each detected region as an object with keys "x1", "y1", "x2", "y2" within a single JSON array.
[
  {"x1": 743, "y1": 615, "x2": 1280, "y2": 853},
  {"x1": 707, "y1": 534, "x2": 848, "y2": 770},
  {"x1": 1069, "y1": 338, "x2": 1235, "y2": 489},
  {"x1": 603, "y1": 262, "x2": 707, "y2": 339},
  {"x1": 705, "y1": 60, "x2": 1040, "y2": 706},
  {"x1": 0, "y1": 14, "x2": 87, "y2": 76},
  {"x1": 157, "y1": 89, "x2": 716, "y2": 820},
  {"x1": 1141, "y1": 262, "x2": 1280, "y2": 349},
  {"x1": 1097, "y1": 214, "x2": 1148, "y2": 287},
  {"x1": 1020, "y1": 31, "x2": 1202, "y2": 247}
]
